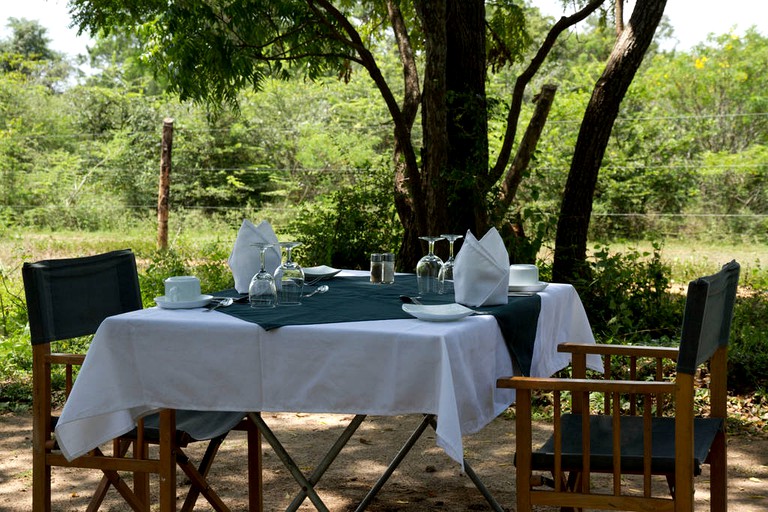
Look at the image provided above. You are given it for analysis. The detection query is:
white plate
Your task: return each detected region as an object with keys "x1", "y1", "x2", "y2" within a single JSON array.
[
  {"x1": 154, "y1": 294, "x2": 214, "y2": 309},
  {"x1": 303, "y1": 265, "x2": 341, "y2": 280},
  {"x1": 508, "y1": 282, "x2": 548, "y2": 294},
  {"x1": 402, "y1": 303, "x2": 475, "y2": 322}
]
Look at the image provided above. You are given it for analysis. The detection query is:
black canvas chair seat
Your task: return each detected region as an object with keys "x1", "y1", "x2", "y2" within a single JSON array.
[
  {"x1": 138, "y1": 410, "x2": 247, "y2": 446},
  {"x1": 529, "y1": 414, "x2": 723, "y2": 476}
]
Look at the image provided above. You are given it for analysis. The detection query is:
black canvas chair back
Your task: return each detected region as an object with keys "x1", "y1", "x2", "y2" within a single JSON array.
[
  {"x1": 497, "y1": 260, "x2": 740, "y2": 512},
  {"x1": 24, "y1": 249, "x2": 143, "y2": 344},
  {"x1": 23, "y1": 249, "x2": 252, "y2": 511},
  {"x1": 677, "y1": 259, "x2": 740, "y2": 375}
]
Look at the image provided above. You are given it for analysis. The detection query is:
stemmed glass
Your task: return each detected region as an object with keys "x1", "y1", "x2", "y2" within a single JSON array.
[
  {"x1": 438, "y1": 234, "x2": 463, "y2": 295},
  {"x1": 249, "y1": 243, "x2": 277, "y2": 308},
  {"x1": 416, "y1": 236, "x2": 444, "y2": 295},
  {"x1": 274, "y1": 242, "x2": 304, "y2": 305}
]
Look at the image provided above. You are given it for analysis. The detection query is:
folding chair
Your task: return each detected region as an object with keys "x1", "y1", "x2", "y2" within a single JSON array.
[
  {"x1": 497, "y1": 260, "x2": 739, "y2": 512},
  {"x1": 23, "y1": 249, "x2": 250, "y2": 512}
]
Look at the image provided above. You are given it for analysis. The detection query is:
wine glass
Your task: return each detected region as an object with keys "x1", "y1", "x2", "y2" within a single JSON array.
[
  {"x1": 438, "y1": 234, "x2": 463, "y2": 295},
  {"x1": 274, "y1": 242, "x2": 304, "y2": 305},
  {"x1": 416, "y1": 236, "x2": 444, "y2": 296},
  {"x1": 249, "y1": 243, "x2": 277, "y2": 308}
]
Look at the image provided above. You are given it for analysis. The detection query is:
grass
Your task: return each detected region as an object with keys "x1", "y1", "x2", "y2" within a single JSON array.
[{"x1": 1, "y1": 226, "x2": 767, "y2": 434}]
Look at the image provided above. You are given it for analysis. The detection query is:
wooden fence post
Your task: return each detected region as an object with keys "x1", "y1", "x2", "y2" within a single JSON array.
[{"x1": 157, "y1": 117, "x2": 174, "y2": 250}]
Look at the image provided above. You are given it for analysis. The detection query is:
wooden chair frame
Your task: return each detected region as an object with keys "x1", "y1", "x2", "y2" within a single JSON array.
[
  {"x1": 24, "y1": 250, "x2": 261, "y2": 511},
  {"x1": 498, "y1": 261, "x2": 738, "y2": 512}
]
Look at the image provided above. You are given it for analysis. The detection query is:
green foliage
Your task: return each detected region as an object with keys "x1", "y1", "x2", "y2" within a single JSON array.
[
  {"x1": 138, "y1": 243, "x2": 235, "y2": 305},
  {"x1": 728, "y1": 291, "x2": 768, "y2": 393},
  {"x1": 575, "y1": 244, "x2": 682, "y2": 341},
  {"x1": 289, "y1": 168, "x2": 401, "y2": 270}
]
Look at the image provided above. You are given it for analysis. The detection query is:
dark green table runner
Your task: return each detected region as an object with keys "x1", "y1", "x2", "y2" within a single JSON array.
[{"x1": 213, "y1": 275, "x2": 541, "y2": 375}]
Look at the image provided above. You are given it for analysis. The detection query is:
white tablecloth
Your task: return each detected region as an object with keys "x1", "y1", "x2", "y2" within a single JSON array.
[{"x1": 56, "y1": 277, "x2": 601, "y2": 464}]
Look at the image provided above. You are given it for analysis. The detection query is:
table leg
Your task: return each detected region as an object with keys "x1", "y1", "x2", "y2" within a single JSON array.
[
  {"x1": 354, "y1": 414, "x2": 432, "y2": 511},
  {"x1": 285, "y1": 415, "x2": 367, "y2": 511},
  {"x1": 247, "y1": 413, "x2": 331, "y2": 512},
  {"x1": 425, "y1": 417, "x2": 504, "y2": 512}
]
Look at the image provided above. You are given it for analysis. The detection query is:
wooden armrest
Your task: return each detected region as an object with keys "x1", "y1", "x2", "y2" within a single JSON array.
[
  {"x1": 496, "y1": 375, "x2": 676, "y2": 394},
  {"x1": 48, "y1": 353, "x2": 86, "y2": 365},
  {"x1": 558, "y1": 342, "x2": 679, "y2": 360}
]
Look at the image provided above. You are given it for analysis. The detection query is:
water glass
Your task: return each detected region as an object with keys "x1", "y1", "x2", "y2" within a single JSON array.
[
  {"x1": 275, "y1": 242, "x2": 304, "y2": 305},
  {"x1": 249, "y1": 243, "x2": 277, "y2": 308},
  {"x1": 416, "y1": 236, "x2": 444, "y2": 295}
]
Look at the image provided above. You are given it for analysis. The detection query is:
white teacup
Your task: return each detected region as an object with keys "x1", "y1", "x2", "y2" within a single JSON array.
[
  {"x1": 509, "y1": 264, "x2": 539, "y2": 286},
  {"x1": 164, "y1": 276, "x2": 201, "y2": 302}
]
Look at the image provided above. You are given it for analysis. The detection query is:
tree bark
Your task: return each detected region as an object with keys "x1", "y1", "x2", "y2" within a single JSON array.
[
  {"x1": 553, "y1": 0, "x2": 667, "y2": 283},
  {"x1": 387, "y1": 0, "x2": 423, "y2": 271},
  {"x1": 157, "y1": 117, "x2": 173, "y2": 251},
  {"x1": 444, "y1": 0, "x2": 489, "y2": 245},
  {"x1": 415, "y1": 0, "x2": 448, "y2": 243}
]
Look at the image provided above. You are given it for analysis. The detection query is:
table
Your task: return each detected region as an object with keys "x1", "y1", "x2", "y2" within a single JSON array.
[{"x1": 56, "y1": 272, "x2": 601, "y2": 509}]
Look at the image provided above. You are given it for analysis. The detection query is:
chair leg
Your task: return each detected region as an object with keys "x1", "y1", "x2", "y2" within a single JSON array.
[
  {"x1": 666, "y1": 474, "x2": 676, "y2": 498},
  {"x1": 708, "y1": 431, "x2": 727, "y2": 511},
  {"x1": 180, "y1": 435, "x2": 227, "y2": 512},
  {"x1": 561, "y1": 472, "x2": 581, "y2": 512},
  {"x1": 88, "y1": 469, "x2": 147, "y2": 512},
  {"x1": 32, "y1": 452, "x2": 51, "y2": 512},
  {"x1": 177, "y1": 445, "x2": 230, "y2": 512},
  {"x1": 246, "y1": 417, "x2": 263, "y2": 512},
  {"x1": 88, "y1": 439, "x2": 138, "y2": 511}
]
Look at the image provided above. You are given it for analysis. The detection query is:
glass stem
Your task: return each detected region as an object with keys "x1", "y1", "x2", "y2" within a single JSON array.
[{"x1": 259, "y1": 248, "x2": 267, "y2": 272}]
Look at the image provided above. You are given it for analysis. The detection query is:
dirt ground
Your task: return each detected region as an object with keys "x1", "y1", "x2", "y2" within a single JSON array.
[{"x1": 1, "y1": 410, "x2": 767, "y2": 511}]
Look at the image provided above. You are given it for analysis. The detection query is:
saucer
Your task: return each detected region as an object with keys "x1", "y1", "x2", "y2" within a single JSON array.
[
  {"x1": 508, "y1": 282, "x2": 548, "y2": 293},
  {"x1": 402, "y1": 303, "x2": 475, "y2": 322},
  {"x1": 303, "y1": 265, "x2": 341, "y2": 280},
  {"x1": 154, "y1": 294, "x2": 214, "y2": 309}
]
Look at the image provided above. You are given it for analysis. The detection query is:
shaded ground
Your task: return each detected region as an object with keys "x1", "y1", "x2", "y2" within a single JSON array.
[{"x1": 1, "y1": 410, "x2": 766, "y2": 511}]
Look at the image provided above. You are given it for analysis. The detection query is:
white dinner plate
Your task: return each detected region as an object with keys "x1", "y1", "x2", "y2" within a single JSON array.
[
  {"x1": 303, "y1": 265, "x2": 342, "y2": 280},
  {"x1": 154, "y1": 294, "x2": 214, "y2": 309},
  {"x1": 508, "y1": 282, "x2": 548, "y2": 294},
  {"x1": 401, "y1": 303, "x2": 475, "y2": 322}
]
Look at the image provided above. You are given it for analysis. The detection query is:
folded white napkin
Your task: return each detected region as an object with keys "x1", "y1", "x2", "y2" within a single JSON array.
[
  {"x1": 453, "y1": 227, "x2": 510, "y2": 307},
  {"x1": 228, "y1": 220, "x2": 281, "y2": 293}
]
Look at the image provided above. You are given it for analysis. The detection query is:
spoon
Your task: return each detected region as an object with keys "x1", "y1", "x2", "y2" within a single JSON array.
[
  {"x1": 206, "y1": 297, "x2": 233, "y2": 312},
  {"x1": 303, "y1": 284, "x2": 329, "y2": 298}
]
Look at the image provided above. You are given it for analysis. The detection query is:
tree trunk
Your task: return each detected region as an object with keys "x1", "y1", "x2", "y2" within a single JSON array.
[
  {"x1": 444, "y1": 0, "x2": 489, "y2": 248},
  {"x1": 553, "y1": 0, "x2": 667, "y2": 283},
  {"x1": 416, "y1": 0, "x2": 448, "y2": 243},
  {"x1": 407, "y1": 0, "x2": 488, "y2": 264}
]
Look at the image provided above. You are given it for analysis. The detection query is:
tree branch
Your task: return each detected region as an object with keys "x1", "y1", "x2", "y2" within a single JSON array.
[
  {"x1": 386, "y1": 0, "x2": 421, "y2": 126},
  {"x1": 489, "y1": 0, "x2": 605, "y2": 183},
  {"x1": 493, "y1": 84, "x2": 557, "y2": 221},
  {"x1": 308, "y1": 0, "x2": 425, "y2": 218}
]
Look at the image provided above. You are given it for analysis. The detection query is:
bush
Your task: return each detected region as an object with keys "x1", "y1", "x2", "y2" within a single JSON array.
[
  {"x1": 573, "y1": 243, "x2": 683, "y2": 342},
  {"x1": 138, "y1": 244, "x2": 235, "y2": 305},
  {"x1": 289, "y1": 168, "x2": 402, "y2": 270},
  {"x1": 728, "y1": 291, "x2": 768, "y2": 393}
]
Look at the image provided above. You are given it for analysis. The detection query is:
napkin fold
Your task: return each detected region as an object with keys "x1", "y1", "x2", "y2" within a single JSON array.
[
  {"x1": 453, "y1": 227, "x2": 510, "y2": 307},
  {"x1": 228, "y1": 220, "x2": 281, "y2": 293}
]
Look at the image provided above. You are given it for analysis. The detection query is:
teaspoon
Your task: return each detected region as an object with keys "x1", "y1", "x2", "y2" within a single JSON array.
[
  {"x1": 303, "y1": 284, "x2": 329, "y2": 298},
  {"x1": 206, "y1": 297, "x2": 233, "y2": 312}
]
